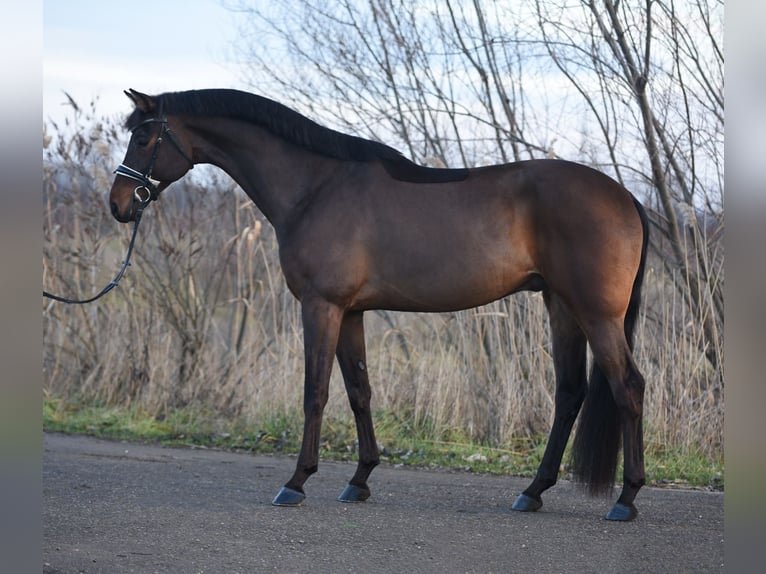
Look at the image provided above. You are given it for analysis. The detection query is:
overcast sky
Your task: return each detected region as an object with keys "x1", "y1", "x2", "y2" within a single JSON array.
[{"x1": 43, "y1": 0, "x2": 246, "y2": 126}]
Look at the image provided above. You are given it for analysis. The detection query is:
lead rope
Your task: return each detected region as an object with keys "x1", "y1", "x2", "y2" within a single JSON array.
[{"x1": 43, "y1": 198, "x2": 148, "y2": 305}]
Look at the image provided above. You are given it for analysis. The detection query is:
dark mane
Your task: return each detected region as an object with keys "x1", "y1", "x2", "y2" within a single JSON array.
[{"x1": 127, "y1": 89, "x2": 468, "y2": 183}]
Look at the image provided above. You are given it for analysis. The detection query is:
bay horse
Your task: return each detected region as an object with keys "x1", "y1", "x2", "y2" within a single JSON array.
[{"x1": 109, "y1": 89, "x2": 649, "y2": 521}]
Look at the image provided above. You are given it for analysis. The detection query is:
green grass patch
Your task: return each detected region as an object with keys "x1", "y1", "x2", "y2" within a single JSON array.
[
  {"x1": 43, "y1": 397, "x2": 722, "y2": 490},
  {"x1": 644, "y1": 442, "x2": 724, "y2": 491}
]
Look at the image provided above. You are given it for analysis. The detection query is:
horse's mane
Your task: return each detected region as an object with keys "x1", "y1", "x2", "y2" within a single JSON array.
[{"x1": 127, "y1": 89, "x2": 468, "y2": 183}]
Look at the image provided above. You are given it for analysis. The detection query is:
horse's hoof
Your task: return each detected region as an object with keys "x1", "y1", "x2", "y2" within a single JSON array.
[
  {"x1": 337, "y1": 483, "x2": 370, "y2": 503},
  {"x1": 272, "y1": 486, "x2": 306, "y2": 507},
  {"x1": 511, "y1": 493, "x2": 543, "y2": 512},
  {"x1": 606, "y1": 502, "x2": 638, "y2": 521}
]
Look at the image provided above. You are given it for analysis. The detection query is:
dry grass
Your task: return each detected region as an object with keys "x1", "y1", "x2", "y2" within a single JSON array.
[{"x1": 42, "y1": 110, "x2": 723, "y2": 461}]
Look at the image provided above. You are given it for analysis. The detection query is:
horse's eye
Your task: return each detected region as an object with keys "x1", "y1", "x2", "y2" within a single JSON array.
[
  {"x1": 132, "y1": 125, "x2": 152, "y2": 147},
  {"x1": 134, "y1": 132, "x2": 151, "y2": 148}
]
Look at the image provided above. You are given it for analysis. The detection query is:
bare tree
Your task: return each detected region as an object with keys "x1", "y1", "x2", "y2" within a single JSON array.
[
  {"x1": 229, "y1": 0, "x2": 556, "y2": 165},
  {"x1": 534, "y1": 0, "x2": 723, "y2": 371},
  {"x1": 227, "y1": 0, "x2": 723, "y2": 374}
]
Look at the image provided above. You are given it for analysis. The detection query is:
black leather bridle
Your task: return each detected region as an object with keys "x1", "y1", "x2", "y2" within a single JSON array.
[{"x1": 113, "y1": 116, "x2": 194, "y2": 204}]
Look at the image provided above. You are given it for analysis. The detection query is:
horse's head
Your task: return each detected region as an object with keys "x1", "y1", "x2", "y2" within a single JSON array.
[{"x1": 109, "y1": 89, "x2": 194, "y2": 222}]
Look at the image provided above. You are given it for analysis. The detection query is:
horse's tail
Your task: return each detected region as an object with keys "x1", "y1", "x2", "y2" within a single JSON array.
[{"x1": 571, "y1": 196, "x2": 649, "y2": 495}]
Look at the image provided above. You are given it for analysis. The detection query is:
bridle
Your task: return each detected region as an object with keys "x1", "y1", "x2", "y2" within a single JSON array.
[
  {"x1": 42, "y1": 116, "x2": 194, "y2": 305},
  {"x1": 113, "y1": 115, "x2": 194, "y2": 204}
]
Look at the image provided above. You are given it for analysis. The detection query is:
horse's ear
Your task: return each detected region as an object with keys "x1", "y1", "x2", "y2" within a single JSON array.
[{"x1": 124, "y1": 89, "x2": 156, "y2": 113}]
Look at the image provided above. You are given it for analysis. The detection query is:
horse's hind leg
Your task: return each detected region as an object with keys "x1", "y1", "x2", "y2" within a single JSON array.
[
  {"x1": 584, "y1": 322, "x2": 646, "y2": 521},
  {"x1": 335, "y1": 311, "x2": 380, "y2": 502},
  {"x1": 513, "y1": 292, "x2": 588, "y2": 513}
]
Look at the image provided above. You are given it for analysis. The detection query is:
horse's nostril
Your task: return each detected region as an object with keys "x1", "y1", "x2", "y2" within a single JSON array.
[{"x1": 110, "y1": 202, "x2": 120, "y2": 218}]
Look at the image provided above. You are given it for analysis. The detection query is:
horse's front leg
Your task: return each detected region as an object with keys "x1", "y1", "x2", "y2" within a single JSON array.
[
  {"x1": 272, "y1": 298, "x2": 344, "y2": 506},
  {"x1": 335, "y1": 311, "x2": 379, "y2": 502}
]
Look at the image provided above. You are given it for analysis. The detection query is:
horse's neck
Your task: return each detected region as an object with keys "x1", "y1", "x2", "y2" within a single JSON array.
[{"x1": 188, "y1": 117, "x2": 328, "y2": 229}]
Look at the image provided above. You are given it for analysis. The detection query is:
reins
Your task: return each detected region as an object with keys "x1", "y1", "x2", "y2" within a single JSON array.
[{"x1": 42, "y1": 195, "x2": 149, "y2": 305}]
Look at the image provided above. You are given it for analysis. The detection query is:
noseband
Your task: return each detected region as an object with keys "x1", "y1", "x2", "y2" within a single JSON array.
[{"x1": 113, "y1": 116, "x2": 194, "y2": 203}]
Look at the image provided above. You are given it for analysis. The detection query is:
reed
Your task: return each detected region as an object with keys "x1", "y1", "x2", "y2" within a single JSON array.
[{"x1": 43, "y1": 108, "x2": 723, "y2": 461}]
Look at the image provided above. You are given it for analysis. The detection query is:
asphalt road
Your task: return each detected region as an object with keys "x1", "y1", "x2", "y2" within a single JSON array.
[{"x1": 43, "y1": 432, "x2": 723, "y2": 573}]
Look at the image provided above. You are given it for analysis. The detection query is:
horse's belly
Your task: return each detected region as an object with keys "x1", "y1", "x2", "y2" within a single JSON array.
[{"x1": 357, "y1": 255, "x2": 532, "y2": 312}]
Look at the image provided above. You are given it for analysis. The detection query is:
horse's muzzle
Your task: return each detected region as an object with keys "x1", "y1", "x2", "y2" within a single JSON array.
[{"x1": 110, "y1": 200, "x2": 134, "y2": 223}]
